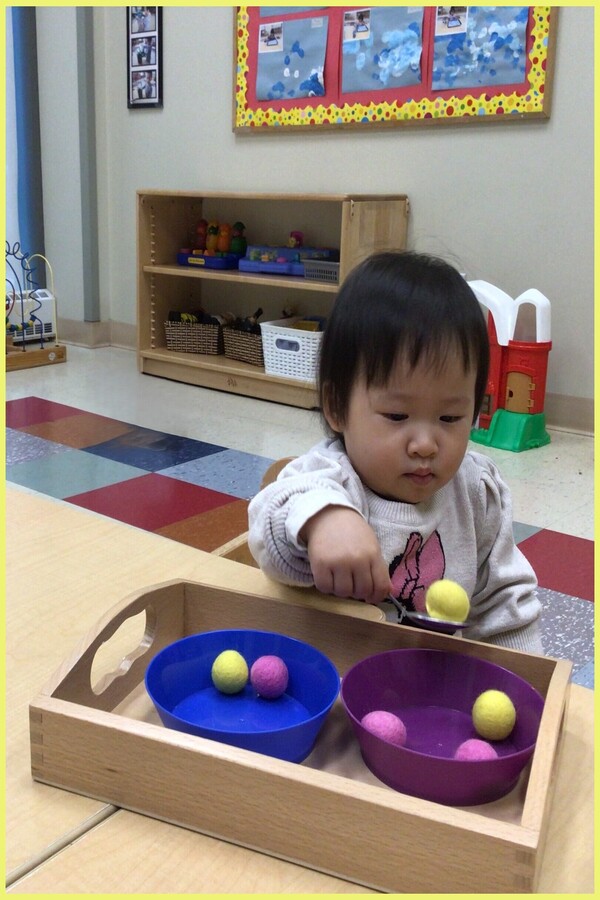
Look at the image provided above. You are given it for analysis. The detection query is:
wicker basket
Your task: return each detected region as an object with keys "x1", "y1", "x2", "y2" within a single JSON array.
[
  {"x1": 223, "y1": 327, "x2": 264, "y2": 366},
  {"x1": 303, "y1": 260, "x2": 340, "y2": 284},
  {"x1": 164, "y1": 321, "x2": 224, "y2": 355},
  {"x1": 260, "y1": 318, "x2": 323, "y2": 382}
]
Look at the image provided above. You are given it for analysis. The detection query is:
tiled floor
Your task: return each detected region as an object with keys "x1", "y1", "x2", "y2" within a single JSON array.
[{"x1": 5, "y1": 346, "x2": 594, "y2": 687}]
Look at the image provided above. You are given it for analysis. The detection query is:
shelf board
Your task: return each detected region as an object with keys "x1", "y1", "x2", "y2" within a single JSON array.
[
  {"x1": 142, "y1": 264, "x2": 339, "y2": 293},
  {"x1": 139, "y1": 347, "x2": 320, "y2": 409},
  {"x1": 138, "y1": 189, "x2": 409, "y2": 203}
]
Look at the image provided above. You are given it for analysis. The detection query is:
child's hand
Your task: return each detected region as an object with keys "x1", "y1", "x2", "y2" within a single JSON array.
[{"x1": 301, "y1": 507, "x2": 392, "y2": 605}]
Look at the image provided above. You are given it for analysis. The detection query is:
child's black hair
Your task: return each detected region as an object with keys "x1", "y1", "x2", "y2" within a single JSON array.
[{"x1": 318, "y1": 251, "x2": 489, "y2": 434}]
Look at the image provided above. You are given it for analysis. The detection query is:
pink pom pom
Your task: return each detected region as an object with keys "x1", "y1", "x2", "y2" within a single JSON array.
[
  {"x1": 250, "y1": 655, "x2": 289, "y2": 699},
  {"x1": 361, "y1": 710, "x2": 407, "y2": 746},
  {"x1": 454, "y1": 738, "x2": 499, "y2": 761}
]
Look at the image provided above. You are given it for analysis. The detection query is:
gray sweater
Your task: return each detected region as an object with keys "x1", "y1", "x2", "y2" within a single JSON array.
[{"x1": 248, "y1": 439, "x2": 543, "y2": 654}]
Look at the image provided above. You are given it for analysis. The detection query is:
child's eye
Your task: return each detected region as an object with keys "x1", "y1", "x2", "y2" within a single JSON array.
[
  {"x1": 440, "y1": 415, "x2": 462, "y2": 423},
  {"x1": 385, "y1": 413, "x2": 408, "y2": 422}
]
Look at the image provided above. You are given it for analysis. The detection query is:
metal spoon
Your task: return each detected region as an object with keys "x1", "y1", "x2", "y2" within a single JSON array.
[{"x1": 387, "y1": 595, "x2": 469, "y2": 635}]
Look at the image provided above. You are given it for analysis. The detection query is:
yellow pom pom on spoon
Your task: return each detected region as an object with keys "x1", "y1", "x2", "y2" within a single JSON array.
[
  {"x1": 425, "y1": 579, "x2": 470, "y2": 623},
  {"x1": 388, "y1": 578, "x2": 470, "y2": 634}
]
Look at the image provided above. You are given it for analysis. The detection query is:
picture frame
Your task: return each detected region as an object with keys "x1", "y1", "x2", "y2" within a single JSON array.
[
  {"x1": 233, "y1": 6, "x2": 557, "y2": 131},
  {"x1": 127, "y1": 7, "x2": 162, "y2": 109}
]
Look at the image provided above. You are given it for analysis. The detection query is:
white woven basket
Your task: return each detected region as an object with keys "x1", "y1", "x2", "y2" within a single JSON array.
[
  {"x1": 303, "y1": 260, "x2": 340, "y2": 284},
  {"x1": 260, "y1": 318, "x2": 323, "y2": 383}
]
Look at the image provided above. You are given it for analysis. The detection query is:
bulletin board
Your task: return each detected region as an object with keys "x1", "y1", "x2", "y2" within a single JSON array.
[{"x1": 233, "y1": 6, "x2": 556, "y2": 131}]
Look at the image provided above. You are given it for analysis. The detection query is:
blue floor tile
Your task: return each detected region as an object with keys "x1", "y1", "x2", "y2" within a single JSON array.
[
  {"x1": 160, "y1": 449, "x2": 275, "y2": 499},
  {"x1": 6, "y1": 428, "x2": 71, "y2": 465},
  {"x1": 571, "y1": 659, "x2": 594, "y2": 689},
  {"x1": 538, "y1": 586, "x2": 595, "y2": 672},
  {"x1": 84, "y1": 426, "x2": 226, "y2": 471},
  {"x1": 6, "y1": 449, "x2": 147, "y2": 499},
  {"x1": 513, "y1": 521, "x2": 542, "y2": 543}
]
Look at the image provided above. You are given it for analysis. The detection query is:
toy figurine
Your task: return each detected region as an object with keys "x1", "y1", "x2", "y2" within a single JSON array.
[
  {"x1": 288, "y1": 230, "x2": 304, "y2": 248},
  {"x1": 205, "y1": 222, "x2": 219, "y2": 253},
  {"x1": 195, "y1": 219, "x2": 208, "y2": 252},
  {"x1": 230, "y1": 221, "x2": 247, "y2": 255},
  {"x1": 217, "y1": 223, "x2": 232, "y2": 253}
]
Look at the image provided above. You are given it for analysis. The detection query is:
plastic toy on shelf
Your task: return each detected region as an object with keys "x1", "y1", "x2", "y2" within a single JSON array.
[
  {"x1": 5, "y1": 241, "x2": 66, "y2": 370},
  {"x1": 178, "y1": 219, "x2": 248, "y2": 270},
  {"x1": 230, "y1": 222, "x2": 247, "y2": 255},
  {"x1": 205, "y1": 222, "x2": 219, "y2": 253},
  {"x1": 194, "y1": 218, "x2": 208, "y2": 251},
  {"x1": 238, "y1": 244, "x2": 339, "y2": 277},
  {"x1": 468, "y1": 280, "x2": 552, "y2": 452},
  {"x1": 216, "y1": 223, "x2": 232, "y2": 253}
]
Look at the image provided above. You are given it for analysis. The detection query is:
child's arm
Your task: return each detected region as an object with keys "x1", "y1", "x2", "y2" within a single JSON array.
[
  {"x1": 301, "y1": 506, "x2": 392, "y2": 604},
  {"x1": 465, "y1": 456, "x2": 544, "y2": 654},
  {"x1": 248, "y1": 442, "x2": 389, "y2": 601}
]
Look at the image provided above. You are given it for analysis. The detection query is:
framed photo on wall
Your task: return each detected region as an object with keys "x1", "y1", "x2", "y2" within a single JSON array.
[{"x1": 127, "y1": 7, "x2": 162, "y2": 108}]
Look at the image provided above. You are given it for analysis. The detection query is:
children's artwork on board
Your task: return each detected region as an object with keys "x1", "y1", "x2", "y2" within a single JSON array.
[
  {"x1": 259, "y1": 7, "x2": 325, "y2": 14},
  {"x1": 234, "y1": 5, "x2": 556, "y2": 130},
  {"x1": 256, "y1": 14, "x2": 329, "y2": 100},
  {"x1": 342, "y1": 7, "x2": 423, "y2": 93},
  {"x1": 433, "y1": 6, "x2": 530, "y2": 91}
]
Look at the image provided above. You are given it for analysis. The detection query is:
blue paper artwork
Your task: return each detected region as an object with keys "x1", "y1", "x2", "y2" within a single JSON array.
[
  {"x1": 256, "y1": 16, "x2": 329, "y2": 101},
  {"x1": 432, "y1": 7, "x2": 529, "y2": 91},
  {"x1": 341, "y1": 7, "x2": 423, "y2": 94},
  {"x1": 259, "y1": 7, "x2": 325, "y2": 15}
]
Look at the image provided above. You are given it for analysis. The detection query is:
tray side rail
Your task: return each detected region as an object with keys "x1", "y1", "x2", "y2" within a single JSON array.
[
  {"x1": 29, "y1": 696, "x2": 541, "y2": 894},
  {"x1": 520, "y1": 658, "x2": 572, "y2": 885},
  {"x1": 44, "y1": 577, "x2": 560, "y2": 711}
]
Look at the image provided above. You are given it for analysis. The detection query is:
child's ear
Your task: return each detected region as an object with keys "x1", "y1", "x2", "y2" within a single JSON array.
[{"x1": 321, "y1": 382, "x2": 343, "y2": 433}]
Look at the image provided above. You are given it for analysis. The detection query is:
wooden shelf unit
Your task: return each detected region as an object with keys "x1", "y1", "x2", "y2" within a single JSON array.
[{"x1": 137, "y1": 191, "x2": 409, "y2": 408}]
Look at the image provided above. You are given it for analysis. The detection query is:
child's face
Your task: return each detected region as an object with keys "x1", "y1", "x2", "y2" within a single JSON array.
[{"x1": 327, "y1": 351, "x2": 476, "y2": 504}]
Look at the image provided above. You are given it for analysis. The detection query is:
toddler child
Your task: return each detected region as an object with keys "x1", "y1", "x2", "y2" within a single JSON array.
[{"x1": 248, "y1": 251, "x2": 543, "y2": 653}]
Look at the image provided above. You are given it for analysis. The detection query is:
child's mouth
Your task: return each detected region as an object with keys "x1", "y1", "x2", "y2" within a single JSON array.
[{"x1": 406, "y1": 469, "x2": 434, "y2": 486}]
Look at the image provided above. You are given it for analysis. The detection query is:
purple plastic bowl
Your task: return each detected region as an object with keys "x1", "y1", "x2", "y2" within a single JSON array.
[
  {"x1": 341, "y1": 649, "x2": 544, "y2": 806},
  {"x1": 146, "y1": 629, "x2": 340, "y2": 763}
]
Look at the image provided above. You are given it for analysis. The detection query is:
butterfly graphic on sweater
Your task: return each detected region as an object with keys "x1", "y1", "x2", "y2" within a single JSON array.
[{"x1": 389, "y1": 531, "x2": 446, "y2": 613}]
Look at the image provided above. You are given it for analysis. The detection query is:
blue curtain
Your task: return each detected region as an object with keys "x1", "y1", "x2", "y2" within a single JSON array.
[{"x1": 12, "y1": 7, "x2": 46, "y2": 284}]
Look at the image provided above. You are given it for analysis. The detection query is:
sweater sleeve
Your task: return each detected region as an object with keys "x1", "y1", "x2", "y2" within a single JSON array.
[
  {"x1": 247, "y1": 443, "x2": 367, "y2": 586},
  {"x1": 463, "y1": 455, "x2": 543, "y2": 653}
]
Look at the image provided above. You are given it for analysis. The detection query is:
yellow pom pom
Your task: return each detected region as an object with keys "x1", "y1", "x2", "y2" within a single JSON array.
[
  {"x1": 472, "y1": 689, "x2": 516, "y2": 740},
  {"x1": 425, "y1": 579, "x2": 470, "y2": 622},
  {"x1": 211, "y1": 649, "x2": 248, "y2": 694}
]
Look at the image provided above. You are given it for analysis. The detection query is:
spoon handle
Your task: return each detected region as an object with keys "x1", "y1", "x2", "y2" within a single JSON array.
[{"x1": 386, "y1": 594, "x2": 409, "y2": 622}]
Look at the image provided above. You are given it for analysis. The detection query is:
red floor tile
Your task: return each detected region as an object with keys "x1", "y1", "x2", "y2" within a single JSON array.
[
  {"x1": 65, "y1": 473, "x2": 238, "y2": 531},
  {"x1": 6, "y1": 396, "x2": 84, "y2": 428},
  {"x1": 156, "y1": 499, "x2": 250, "y2": 551},
  {"x1": 518, "y1": 530, "x2": 594, "y2": 602},
  {"x1": 20, "y1": 413, "x2": 133, "y2": 448}
]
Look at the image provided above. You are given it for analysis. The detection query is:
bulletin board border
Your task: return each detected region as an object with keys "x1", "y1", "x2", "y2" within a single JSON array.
[{"x1": 233, "y1": 6, "x2": 557, "y2": 131}]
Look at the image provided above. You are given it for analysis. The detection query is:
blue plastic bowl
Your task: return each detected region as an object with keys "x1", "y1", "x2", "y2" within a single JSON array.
[{"x1": 145, "y1": 629, "x2": 340, "y2": 763}]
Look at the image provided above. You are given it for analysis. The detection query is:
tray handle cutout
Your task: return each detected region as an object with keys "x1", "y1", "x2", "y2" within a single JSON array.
[
  {"x1": 91, "y1": 608, "x2": 156, "y2": 696},
  {"x1": 47, "y1": 580, "x2": 185, "y2": 711}
]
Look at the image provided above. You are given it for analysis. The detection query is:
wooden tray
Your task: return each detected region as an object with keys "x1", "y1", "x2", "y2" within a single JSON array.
[{"x1": 29, "y1": 580, "x2": 571, "y2": 893}]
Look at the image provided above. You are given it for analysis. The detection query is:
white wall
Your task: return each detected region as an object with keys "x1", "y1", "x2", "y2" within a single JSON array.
[
  {"x1": 38, "y1": 6, "x2": 594, "y2": 419},
  {"x1": 37, "y1": 8, "x2": 86, "y2": 318}
]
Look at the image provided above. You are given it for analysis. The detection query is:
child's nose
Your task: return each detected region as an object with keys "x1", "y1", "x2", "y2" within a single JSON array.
[{"x1": 407, "y1": 428, "x2": 437, "y2": 457}]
